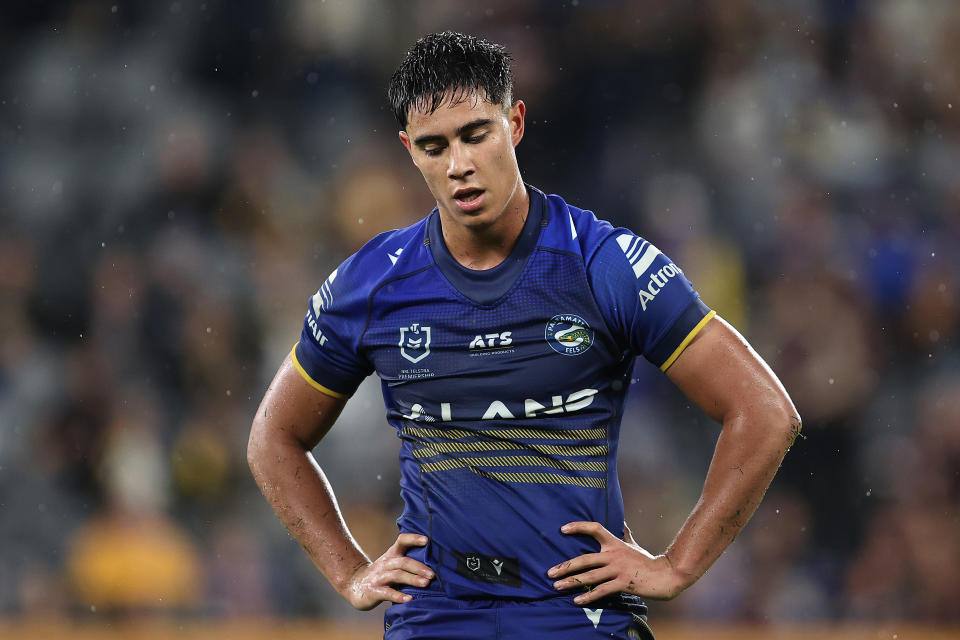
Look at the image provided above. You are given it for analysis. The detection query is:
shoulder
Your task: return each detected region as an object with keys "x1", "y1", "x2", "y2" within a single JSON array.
[
  {"x1": 535, "y1": 189, "x2": 623, "y2": 266},
  {"x1": 320, "y1": 217, "x2": 433, "y2": 296}
]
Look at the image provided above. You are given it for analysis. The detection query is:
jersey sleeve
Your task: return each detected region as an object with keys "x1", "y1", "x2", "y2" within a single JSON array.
[
  {"x1": 292, "y1": 258, "x2": 374, "y2": 398},
  {"x1": 589, "y1": 231, "x2": 716, "y2": 370}
]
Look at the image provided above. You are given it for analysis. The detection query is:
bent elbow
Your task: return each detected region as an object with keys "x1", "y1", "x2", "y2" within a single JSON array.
[
  {"x1": 247, "y1": 418, "x2": 268, "y2": 475},
  {"x1": 770, "y1": 394, "x2": 801, "y2": 450}
]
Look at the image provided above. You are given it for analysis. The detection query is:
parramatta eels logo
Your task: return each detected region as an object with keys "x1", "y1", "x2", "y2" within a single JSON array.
[
  {"x1": 545, "y1": 314, "x2": 594, "y2": 356},
  {"x1": 399, "y1": 323, "x2": 432, "y2": 364}
]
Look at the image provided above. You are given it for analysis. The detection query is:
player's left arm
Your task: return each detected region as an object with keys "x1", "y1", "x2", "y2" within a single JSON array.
[{"x1": 550, "y1": 315, "x2": 801, "y2": 602}]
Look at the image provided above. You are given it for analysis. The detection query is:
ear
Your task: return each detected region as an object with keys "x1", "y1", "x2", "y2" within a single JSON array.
[
  {"x1": 398, "y1": 130, "x2": 416, "y2": 160},
  {"x1": 508, "y1": 100, "x2": 526, "y2": 147},
  {"x1": 398, "y1": 130, "x2": 422, "y2": 169}
]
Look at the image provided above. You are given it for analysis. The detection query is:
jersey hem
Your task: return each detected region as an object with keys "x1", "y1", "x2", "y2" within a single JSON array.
[
  {"x1": 290, "y1": 343, "x2": 349, "y2": 398},
  {"x1": 658, "y1": 309, "x2": 716, "y2": 371}
]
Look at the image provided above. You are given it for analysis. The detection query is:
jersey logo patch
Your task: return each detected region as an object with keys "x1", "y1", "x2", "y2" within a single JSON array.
[
  {"x1": 583, "y1": 608, "x2": 603, "y2": 628},
  {"x1": 545, "y1": 314, "x2": 594, "y2": 356},
  {"x1": 469, "y1": 331, "x2": 514, "y2": 356},
  {"x1": 399, "y1": 323, "x2": 432, "y2": 364}
]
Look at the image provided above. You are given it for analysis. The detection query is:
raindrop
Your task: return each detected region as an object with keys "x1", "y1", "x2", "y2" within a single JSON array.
[
  {"x1": 866, "y1": 489, "x2": 872, "y2": 497},
  {"x1": 828, "y1": 377, "x2": 835, "y2": 385},
  {"x1": 251, "y1": 89, "x2": 259, "y2": 98},
  {"x1": 377, "y1": 474, "x2": 382, "y2": 480},
  {"x1": 206, "y1": 327, "x2": 212, "y2": 334}
]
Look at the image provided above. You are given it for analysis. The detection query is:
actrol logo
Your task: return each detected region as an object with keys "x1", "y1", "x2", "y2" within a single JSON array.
[{"x1": 615, "y1": 233, "x2": 683, "y2": 311}]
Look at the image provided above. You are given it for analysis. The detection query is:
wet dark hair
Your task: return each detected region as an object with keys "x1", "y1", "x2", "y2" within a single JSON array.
[{"x1": 387, "y1": 31, "x2": 514, "y2": 129}]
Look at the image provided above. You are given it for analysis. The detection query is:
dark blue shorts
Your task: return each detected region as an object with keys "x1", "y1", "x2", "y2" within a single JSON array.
[{"x1": 383, "y1": 592, "x2": 655, "y2": 640}]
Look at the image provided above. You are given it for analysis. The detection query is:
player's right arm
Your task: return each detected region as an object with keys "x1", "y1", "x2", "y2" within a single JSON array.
[{"x1": 247, "y1": 354, "x2": 434, "y2": 610}]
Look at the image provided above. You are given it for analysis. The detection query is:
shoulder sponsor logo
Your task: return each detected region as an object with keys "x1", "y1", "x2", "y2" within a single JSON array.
[
  {"x1": 545, "y1": 314, "x2": 594, "y2": 356},
  {"x1": 311, "y1": 267, "x2": 338, "y2": 316},
  {"x1": 388, "y1": 248, "x2": 403, "y2": 265},
  {"x1": 307, "y1": 268, "x2": 338, "y2": 347},
  {"x1": 399, "y1": 322, "x2": 432, "y2": 364},
  {"x1": 616, "y1": 233, "x2": 682, "y2": 311}
]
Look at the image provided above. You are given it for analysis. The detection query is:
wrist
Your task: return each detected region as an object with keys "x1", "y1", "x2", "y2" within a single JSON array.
[
  {"x1": 662, "y1": 551, "x2": 698, "y2": 592},
  {"x1": 333, "y1": 557, "x2": 371, "y2": 597}
]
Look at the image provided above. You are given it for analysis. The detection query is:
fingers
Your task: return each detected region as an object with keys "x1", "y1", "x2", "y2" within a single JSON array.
[
  {"x1": 382, "y1": 568, "x2": 433, "y2": 588},
  {"x1": 547, "y1": 553, "x2": 606, "y2": 578},
  {"x1": 393, "y1": 533, "x2": 429, "y2": 554},
  {"x1": 370, "y1": 585, "x2": 415, "y2": 605},
  {"x1": 384, "y1": 556, "x2": 435, "y2": 580},
  {"x1": 552, "y1": 566, "x2": 617, "y2": 592},
  {"x1": 571, "y1": 579, "x2": 623, "y2": 605},
  {"x1": 560, "y1": 520, "x2": 615, "y2": 543}
]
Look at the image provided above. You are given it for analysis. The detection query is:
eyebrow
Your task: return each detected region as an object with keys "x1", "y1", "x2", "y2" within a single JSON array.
[{"x1": 413, "y1": 118, "x2": 493, "y2": 147}]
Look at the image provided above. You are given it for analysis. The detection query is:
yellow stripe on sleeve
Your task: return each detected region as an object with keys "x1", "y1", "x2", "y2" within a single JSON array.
[
  {"x1": 659, "y1": 309, "x2": 717, "y2": 372},
  {"x1": 290, "y1": 343, "x2": 348, "y2": 399}
]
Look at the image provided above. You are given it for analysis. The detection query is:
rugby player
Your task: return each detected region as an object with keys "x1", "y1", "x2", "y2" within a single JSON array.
[{"x1": 248, "y1": 31, "x2": 801, "y2": 639}]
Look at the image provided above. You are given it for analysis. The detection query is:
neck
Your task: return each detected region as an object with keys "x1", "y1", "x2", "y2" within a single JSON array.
[{"x1": 439, "y1": 180, "x2": 529, "y2": 270}]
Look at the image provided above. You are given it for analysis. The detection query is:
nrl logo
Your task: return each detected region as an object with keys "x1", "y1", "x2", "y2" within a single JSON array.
[{"x1": 399, "y1": 323, "x2": 432, "y2": 364}]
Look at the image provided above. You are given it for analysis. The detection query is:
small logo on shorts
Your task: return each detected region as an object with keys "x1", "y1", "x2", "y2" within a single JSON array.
[
  {"x1": 454, "y1": 551, "x2": 521, "y2": 587},
  {"x1": 545, "y1": 314, "x2": 594, "y2": 356}
]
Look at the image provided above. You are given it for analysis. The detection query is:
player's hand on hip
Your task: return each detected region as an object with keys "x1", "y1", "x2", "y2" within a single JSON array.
[
  {"x1": 548, "y1": 521, "x2": 690, "y2": 604},
  {"x1": 344, "y1": 533, "x2": 434, "y2": 610}
]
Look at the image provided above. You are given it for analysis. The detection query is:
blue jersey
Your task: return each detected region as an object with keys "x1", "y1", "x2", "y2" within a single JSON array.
[{"x1": 293, "y1": 186, "x2": 714, "y2": 602}]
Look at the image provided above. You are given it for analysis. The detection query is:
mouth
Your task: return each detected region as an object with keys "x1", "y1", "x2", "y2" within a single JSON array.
[
  {"x1": 452, "y1": 188, "x2": 485, "y2": 212},
  {"x1": 454, "y1": 188, "x2": 484, "y2": 202}
]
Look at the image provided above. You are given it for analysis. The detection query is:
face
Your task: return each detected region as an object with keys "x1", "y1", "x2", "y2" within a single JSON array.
[{"x1": 399, "y1": 91, "x2": 526, "y2": 233}]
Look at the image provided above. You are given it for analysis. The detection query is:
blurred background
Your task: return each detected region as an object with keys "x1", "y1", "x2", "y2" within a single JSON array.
[{"x1": 1, "y1": 0, "x2": 959, "y2": 636}]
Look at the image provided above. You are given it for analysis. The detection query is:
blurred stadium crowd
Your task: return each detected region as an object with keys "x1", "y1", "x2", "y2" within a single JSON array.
[{"x1": 1, "y1": 0, "x2": 958, "y2": 626}]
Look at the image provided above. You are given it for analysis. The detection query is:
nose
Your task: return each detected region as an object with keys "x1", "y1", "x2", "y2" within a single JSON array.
[{"x1": 446, "y1": 141, "x2": 474, "y2": 180}]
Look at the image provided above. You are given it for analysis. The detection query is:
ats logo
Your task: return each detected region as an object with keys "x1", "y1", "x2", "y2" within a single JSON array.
[
  {"x1": 469, "y1": 331, "x2": 514, "y2": 356},
  {"x1": 545, "y1": 314, "x2": 594, "y2": 356}
]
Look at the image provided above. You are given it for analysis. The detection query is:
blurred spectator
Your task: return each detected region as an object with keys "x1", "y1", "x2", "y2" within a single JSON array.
[{"x1": 65, "y1": 391, "x2": 202, "y2": 614}]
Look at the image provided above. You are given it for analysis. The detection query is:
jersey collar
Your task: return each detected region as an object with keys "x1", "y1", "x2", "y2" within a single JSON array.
[{"x1": 428, "y1": 184, "x2": 547, "y2": 305}]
